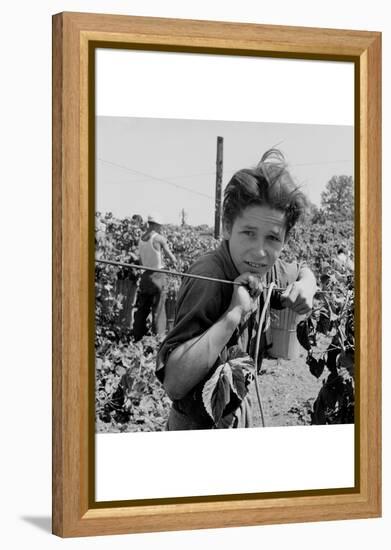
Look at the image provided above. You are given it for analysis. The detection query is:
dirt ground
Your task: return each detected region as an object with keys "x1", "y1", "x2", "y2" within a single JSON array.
[{"x1": 250, "y1": 335, "x2": 330, "y2": 428}]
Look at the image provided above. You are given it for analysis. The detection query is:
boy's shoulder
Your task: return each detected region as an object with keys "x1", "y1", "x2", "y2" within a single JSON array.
[{"x1": 188, "y1": 246, "x2": 227, "y2": 278}]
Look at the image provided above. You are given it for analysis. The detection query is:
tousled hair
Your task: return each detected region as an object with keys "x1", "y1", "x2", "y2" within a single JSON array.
[{"x1": 222, "y1": 148, "x2": 308, "y2": 237}]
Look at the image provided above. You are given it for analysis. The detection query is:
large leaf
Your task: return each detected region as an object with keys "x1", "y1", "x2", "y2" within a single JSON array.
[
  {"x1": 317, "y1": 307, "x2": 331, "y2": 335},
  {"x1": 201, "y1": 354, "x2": 254, "y2": 424},
  {"x1": 337, "y1": 350, "x2": 354, "y2": 375},
  {"x1": 225, "y1": 345, "x2": 249, "y2": 361},
  {"x1": 306, "y1": 355, "x2": 325, "y2": 379},
  {"x1": 229, "y1": 360, "x2": 250, "y2": 399},
  {"x1": 202, "y1": 364, "x2": 231, "y2": 424},
  {"x1": 296, "y1": 320, "x2": 311, "y2": 350}
]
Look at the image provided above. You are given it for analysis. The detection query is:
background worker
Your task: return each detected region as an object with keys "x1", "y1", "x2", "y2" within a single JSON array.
[{"x1": 132, "y1": 214, "x2": 177, "y2": 341}]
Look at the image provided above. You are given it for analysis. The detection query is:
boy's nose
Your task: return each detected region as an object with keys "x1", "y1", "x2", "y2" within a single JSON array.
[{"x1": 253, "y1": 242, "x2": 267, "y2": 259}]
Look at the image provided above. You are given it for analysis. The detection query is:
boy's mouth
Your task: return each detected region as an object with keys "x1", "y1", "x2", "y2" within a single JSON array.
[{"x1": 245, "y1": 260, "x2": 268, "y2": 270}]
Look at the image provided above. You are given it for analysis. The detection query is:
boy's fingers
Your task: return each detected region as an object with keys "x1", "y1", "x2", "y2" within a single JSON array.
[
  {"x1": 280, "y1": 283, "x2": 293, "y2": 297},
  {"x1": 249, "y1": 275, "x2": 263, "y2": 292},
  {"x1": 292, "y1": 301, "x2": 311, "y2": 314},
  {"x1": 238, "y1": 273, "x2": 263, "y2": 298},
  {"x1": 238, "y1": 273, "x2": 261, "y2": 286},
  {"x1": 281, "y1": 283, "x2": 296, "y2": 304}
]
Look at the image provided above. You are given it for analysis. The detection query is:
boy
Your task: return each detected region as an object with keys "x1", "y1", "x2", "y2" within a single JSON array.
[{"x1": 156, "y1": 149, "x2": 317, "y2": 430}]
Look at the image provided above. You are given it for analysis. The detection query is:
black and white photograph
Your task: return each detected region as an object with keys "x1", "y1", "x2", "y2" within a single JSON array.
[
  {"x1": 95, "y1": 115, "x2": 354, "y2": 433},
  {"x1": 93, "y1": 49, "x2": 358, "y2": 503}
]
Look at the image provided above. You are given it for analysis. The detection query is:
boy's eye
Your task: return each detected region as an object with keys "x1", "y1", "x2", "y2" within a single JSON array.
[
  {"x1": 268, "y1": 235, "x2": 281, "y2": 242},
  {"x1": 243, "y1": 230, "x2": 255, "y2": 237}
]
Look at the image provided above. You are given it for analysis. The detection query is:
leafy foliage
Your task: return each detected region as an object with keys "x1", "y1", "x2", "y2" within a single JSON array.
[
  {"x1": 297, "y1": 318, "x2": 316, "y2": 351},
  {"x1": 95, "y1": 213, "x2": 143, "y2": 347},
  {"x1": 95, "y1": 335, "x2": 171, "y2": 432},
  {"x1": 312, "y1": 359, "x2": 354, "y2": 424},
  {"x1": 321, "y1": 175, "x2": 354, "y2": 222},
  {"x1": 295, "y1": 270, "x2": 355, "y2": 424}
]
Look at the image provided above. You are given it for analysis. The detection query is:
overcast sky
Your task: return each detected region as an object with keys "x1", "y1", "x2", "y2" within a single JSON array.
[{"x1": 96, "y1": 116, "x2": 353, "y2": 226}]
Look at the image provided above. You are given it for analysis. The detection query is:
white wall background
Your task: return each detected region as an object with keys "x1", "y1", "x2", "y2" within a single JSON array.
[{"x1": 0, "y1": 1, "x2": 388, "y2": 548}]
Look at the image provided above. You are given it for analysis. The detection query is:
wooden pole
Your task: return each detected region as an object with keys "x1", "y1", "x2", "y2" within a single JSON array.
[
  {"x1": 181, "y1": 208, "x2": 186, "y2": 226},
  {"x1": 214, "y1": 136, "x2": 224, "y2": 239}
]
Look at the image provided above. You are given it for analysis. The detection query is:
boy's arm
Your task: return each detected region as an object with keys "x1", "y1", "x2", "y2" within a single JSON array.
[
  {"x1": 163, "y1": 272, "x2": 261, "y2": 401},
  {"x1": 163, "y1": 306, "x2": 241, "y2": 400}
]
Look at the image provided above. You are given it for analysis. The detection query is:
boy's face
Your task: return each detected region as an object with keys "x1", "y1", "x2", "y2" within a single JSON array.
[{"x1": 223, "y1": 204, "x2": 287, "y2": 277}]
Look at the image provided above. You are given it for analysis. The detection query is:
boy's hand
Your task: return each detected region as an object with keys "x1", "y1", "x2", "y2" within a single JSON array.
[
  {"x1": 229, "y1": 273, "x2": 263, "y2": 319},
  {"x1": 280, "y1": 281, "x2": 315, "y2": 315}
]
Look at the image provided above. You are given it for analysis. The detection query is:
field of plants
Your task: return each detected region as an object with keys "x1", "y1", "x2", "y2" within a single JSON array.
[{"x1": 95, "y1": 176, "x2": 355, "y2": 432}]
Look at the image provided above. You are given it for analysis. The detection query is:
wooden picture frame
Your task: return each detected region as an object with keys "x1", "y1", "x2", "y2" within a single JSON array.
[{"x1": 52, "y1": 11, "x2": 381, "y2": 537}]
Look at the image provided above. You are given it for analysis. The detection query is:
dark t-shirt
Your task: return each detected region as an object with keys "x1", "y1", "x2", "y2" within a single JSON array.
[{"x1": 156, "y1": 240, "x2": 302, "y2": 428}]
